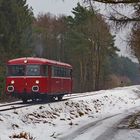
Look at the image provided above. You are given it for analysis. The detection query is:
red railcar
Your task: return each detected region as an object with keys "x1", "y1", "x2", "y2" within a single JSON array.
[{"x1": 6, "y1": 57, "x2": 72, "y2": 103}]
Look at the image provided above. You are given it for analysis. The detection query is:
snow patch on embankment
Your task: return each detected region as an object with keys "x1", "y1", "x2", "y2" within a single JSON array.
[{"x1": 0, "y1": 85, "x2": 140, "y2": 140}]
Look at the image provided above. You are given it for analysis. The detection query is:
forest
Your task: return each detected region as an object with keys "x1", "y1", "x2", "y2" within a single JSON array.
[{"x1": 0, "y1": 0, "x2": 140, "y2": 100}]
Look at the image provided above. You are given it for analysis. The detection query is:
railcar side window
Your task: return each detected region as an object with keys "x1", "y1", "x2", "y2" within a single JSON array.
[
  {"x1": 52, "y1": 66, "x2": 57, "y2": 77},
  {"x1": 26, "y1": 65, "x2": 40, "y2": 76},
  {"x1": 7, "y1": 65, "x2": 25, "y2": 76},
  {"x1": 52, "y1": 66, "x2": 71, "y2": 77}
]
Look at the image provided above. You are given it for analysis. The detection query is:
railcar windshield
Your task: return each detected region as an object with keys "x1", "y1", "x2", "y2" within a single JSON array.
[
  {"x1": 26, "y1": 65, "x2": 40, "y2": 76},
  {"x1": 7, "y1": 65, "x2": 25, "y2": 76},
  {"x1": 7, "y1": 64, "x2": 42, "y2": 76}
]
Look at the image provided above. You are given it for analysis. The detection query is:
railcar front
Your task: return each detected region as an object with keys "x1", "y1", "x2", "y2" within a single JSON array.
[{"x1": 6, "y1": 58, "x2": 49, "y2": 103}]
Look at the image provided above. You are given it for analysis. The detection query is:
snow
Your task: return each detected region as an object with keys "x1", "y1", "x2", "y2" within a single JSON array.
[{"x1": 0, "y1": 85, "x2": 140, "y2": 140}]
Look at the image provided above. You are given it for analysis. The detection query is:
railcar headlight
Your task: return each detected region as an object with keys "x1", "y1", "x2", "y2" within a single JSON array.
[
  {"x1": 11, "y1": 80, "x2": 15, "y2": 84},
  {"x1": 35, "y1": 80, "x2": 39, "y2": 84},
  {"x1": 24, "y1": 60, "x2": 27, "y2": 63},
  {"x1": 7, "y1": 85, "x2": 14, "y2": 92},
  {"x1": 32, "y1": 85, "x2": 39, "y2": 92}
]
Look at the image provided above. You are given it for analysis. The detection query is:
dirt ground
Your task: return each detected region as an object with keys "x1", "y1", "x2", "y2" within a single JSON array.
[{"x1": 118, "y1": 111, "x2": 140, "y2": 129}]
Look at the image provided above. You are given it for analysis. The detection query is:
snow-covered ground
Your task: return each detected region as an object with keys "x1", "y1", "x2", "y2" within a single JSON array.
[{"x1": 0, "y1": 85, "x2": 140, "y2": 140}]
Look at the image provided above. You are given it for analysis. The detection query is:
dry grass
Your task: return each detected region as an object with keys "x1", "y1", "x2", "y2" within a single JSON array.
[{"x1": 9, "y1": 132, "x2": 36, "y2": 140}]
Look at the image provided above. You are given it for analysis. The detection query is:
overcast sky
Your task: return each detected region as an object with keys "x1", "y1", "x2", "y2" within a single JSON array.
[{"x1": 26, "y1": 0, "x2": 80, "y2": 16}]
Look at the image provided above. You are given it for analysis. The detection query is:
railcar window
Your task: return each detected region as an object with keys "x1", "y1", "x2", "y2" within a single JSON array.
[
  {"x1": 42, "y1": 65, "x2": 48, "y2": 76},
  {"x1": 61, "y1": 68, "x2": 65, "y2": 77},
  {"x1": 26, "y1": 65, "x2": 40, "y2": 76},
  {"x1": 66, "y1": 69, "x2": 72, "y2": 77},
  {"x1": 52, "y1": 66, "x2": 71, "y2": 77},
  {"x1": 7, "y1": 65, "x2": 25, "y2": 76},
  {"x1": 52, "y1": 66, "x2": 57, "y2": 77}
]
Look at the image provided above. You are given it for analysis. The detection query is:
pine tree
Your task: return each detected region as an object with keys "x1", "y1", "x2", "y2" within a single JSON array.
[
  {"x1": 0, "y1": 0, "x2": 33, "y2": 60},
  {"x1": 0, "y1": 0, "x2": 34, "y2": 99}
]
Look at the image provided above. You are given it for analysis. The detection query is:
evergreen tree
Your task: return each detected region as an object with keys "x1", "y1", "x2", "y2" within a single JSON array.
[
  {"x1": 110, "y1": 56, "x2": 139, "y2": 82},
  {"x1": 0, "y1": 0, "x2": 33, "y2": 99},
  {"x1": 0, "y1": 0, "x2": 33, "y2": 60}
]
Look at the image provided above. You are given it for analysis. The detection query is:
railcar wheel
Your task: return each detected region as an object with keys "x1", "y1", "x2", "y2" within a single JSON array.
[
  {"x1": 58, "y1": 95, "x2": 63, "y2": 101},
  {"x1": 32, "y1": 98, "x2": 37, "y2": 102},
  {"x1": 22, "y1": 98, "x2": 27, "y2": 103},
  {"x1": 41, "y1": 95, "x2": 51, "y2": 102},
  {"x1": 49, "y1": 96, "x2": 55, "y2": 102}
]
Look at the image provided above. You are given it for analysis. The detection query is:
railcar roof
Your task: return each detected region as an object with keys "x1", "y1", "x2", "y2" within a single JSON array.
[{"x1": 7, "y1": 57, "x2": 72, "y2": 68}]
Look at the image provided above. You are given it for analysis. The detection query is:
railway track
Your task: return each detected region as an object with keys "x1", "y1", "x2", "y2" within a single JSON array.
[
  {"x1": 0, "y1": 91, "x2": 104, "y2": 112},
  {"x1": 64, "y1": 91, "x2": 104, "y2": 100}
]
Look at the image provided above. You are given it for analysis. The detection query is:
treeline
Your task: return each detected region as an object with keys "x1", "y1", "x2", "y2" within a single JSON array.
[
  {"x1": 33, "y1": 4, "x2": 140, "y2": 92},
  {"x1": 0, "y1": 1, "x2": 139, "y2": 96}
]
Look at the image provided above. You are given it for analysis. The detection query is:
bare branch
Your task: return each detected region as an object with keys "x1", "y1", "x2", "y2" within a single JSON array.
[
  {"x1": 84, "y1": 0, "x2": 140, "y2": 4},
  {"x1": 110, "y1": 17, "x2": 140, "y2": 22}
]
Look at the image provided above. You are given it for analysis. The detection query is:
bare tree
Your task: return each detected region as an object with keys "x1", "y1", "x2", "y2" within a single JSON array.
[{"x1": 84, "y1": 0, "x2": 140, "y2": 4}]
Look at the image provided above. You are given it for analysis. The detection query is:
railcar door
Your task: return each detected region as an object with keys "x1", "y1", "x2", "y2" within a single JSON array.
[
  {"x1": 51, "y1": 66, "x2": 62, "y2": 94},
  {"x1": 62, "y1": 68, "x2": 72, "y2": 94},
  {"x1": 47, "y1": 65, "x2": 51, "y2": 93}
]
